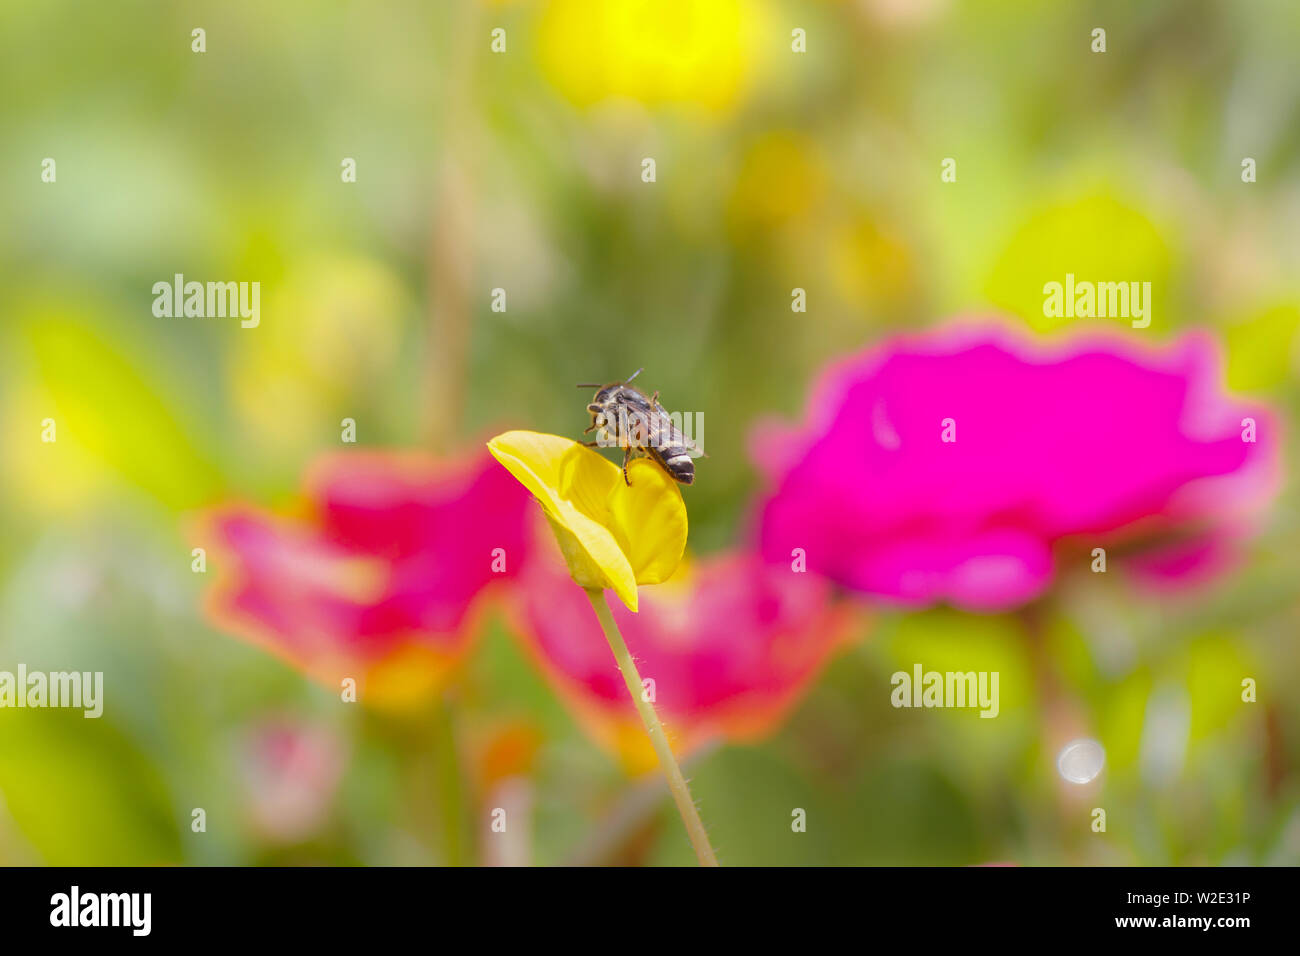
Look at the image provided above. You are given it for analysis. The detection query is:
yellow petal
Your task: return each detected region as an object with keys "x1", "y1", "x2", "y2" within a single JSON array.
[
  {"x1": 541, "y1": 511, "x2": 639, "y2": 612},
  {"x1": 487, "y1": 431, "x2": 641, "y2": 611},
  {"x1": 488, "y1": 430, "x2": 611, "y2": 506},
  {"x1": 606, "y1": 458, "x2": 688, "y2": 585}
]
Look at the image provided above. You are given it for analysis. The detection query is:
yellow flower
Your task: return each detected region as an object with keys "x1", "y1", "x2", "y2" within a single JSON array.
[
  {"x1": 536, "y1": 0, "x2": 764, "y2": 114},
  {"x1": 487, "y1": 430, "x2": 687, "y2": 612},
  {"x1": 727, "y1": 131, "x2": 826, "y2": 237}
]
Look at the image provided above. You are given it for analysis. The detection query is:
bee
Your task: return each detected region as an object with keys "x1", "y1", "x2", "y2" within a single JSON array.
[{"x1": 577, "y1": 368, "x2": 702, "y2": 486}]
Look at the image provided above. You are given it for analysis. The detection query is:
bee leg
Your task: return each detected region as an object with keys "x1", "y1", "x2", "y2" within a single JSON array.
[
  {"x1": 650, "y1": 390, "x2": 659, "y2": 405},
  {"x1": 621, "y1": 448, "x2": 632, "y2": 486},
  {"x1": 582, "y1": 423, "x2": 597, "y2": 434},
  {"x1": 580, "y1": 440, "x2": 599, "y2": 447}
]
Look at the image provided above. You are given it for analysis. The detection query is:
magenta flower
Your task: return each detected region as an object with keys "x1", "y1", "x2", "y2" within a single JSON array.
[
  {"x1": 753, "y1": 322, "x2": 1279, "y2": 611},
  {"x1": 511, "y1": 545, "x2": 859, "y2": 771},
  {"x1": 202, "y1": 450, "x2": 534, "y2": 703}
]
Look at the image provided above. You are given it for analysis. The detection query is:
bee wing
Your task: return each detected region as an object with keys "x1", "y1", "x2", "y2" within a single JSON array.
[
  {"x1": 648, "y1": 404, "x2": 708, "y2": 456},
  {"x1": 617, "y1": 386, "x2": 655, "y2": 410},
  {"x1": 679, "y1": 434, "x2": 707, "y2": 457},
  {"x1": 616, "y1": 387, "x2": 706, "y2": 457}
]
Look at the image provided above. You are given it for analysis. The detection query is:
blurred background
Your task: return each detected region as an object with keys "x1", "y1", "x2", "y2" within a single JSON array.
[{"x1": 1, "y1": 0, "x2": 1298, "y2": 865}]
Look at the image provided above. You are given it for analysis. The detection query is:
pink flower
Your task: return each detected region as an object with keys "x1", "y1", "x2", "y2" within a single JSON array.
[
  {"x1": 752, "y1": 321, "x2": 1280, "y2": 611},
  {"x1": 511, "y1": 540, "x2": 859, "y2": 771},
  {"x1": 236, "y1": 718, "x2": 347, "y2": 844},
  {"x1": 202, "y1": 450, "x2": 534, "y2": 703}
]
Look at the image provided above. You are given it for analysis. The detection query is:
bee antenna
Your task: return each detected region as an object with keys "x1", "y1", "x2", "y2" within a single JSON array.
[
  {"x1": 624, "y1": 367, "x2": 643, "y2": 385},
  {"x1": 575, "y1": 382, "x2": 602, "y2": 389}
]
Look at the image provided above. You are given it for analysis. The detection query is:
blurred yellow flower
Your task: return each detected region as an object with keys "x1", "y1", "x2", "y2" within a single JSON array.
[
  {"x1": 2, "y1": 380, "x2": 110, "y2": 514},
  {"x1": 487, "y1": 430, "x2": 686, "y2": 612},
  {"x1": 986, "y1": 191, "x2": 1173, "y2": 332},
  {"x1": 537, "y1": 0, "x2": 762, "y2": 113},
  {"x1": 828, "y1": 212, "x2": 917, "y2": 312},
  {"x1": 228, "y1": 255, "x2": 405, "y2": 460},
  {"x1": 1224, "y1": 302, "x2": 1300, "y2": 391},
  {"x1": 727, "y1": 131, "x2": 826, "y2": 236},
  {"x1": 18, "y1": 309, "x2": 219, "y2": 510}
]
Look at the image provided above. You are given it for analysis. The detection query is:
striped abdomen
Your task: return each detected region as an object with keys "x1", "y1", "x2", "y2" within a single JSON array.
[{"x1": 647, "y1": 440, "x2": 696, "y2": 484}]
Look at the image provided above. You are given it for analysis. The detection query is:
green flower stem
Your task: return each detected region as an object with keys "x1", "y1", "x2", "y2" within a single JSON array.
[
  {"x1": 431, "y1": 697, "x2": 469, "y2": 866},
  {"x1": 584, "y1": 587, "x2": 719, "y2": 866}
]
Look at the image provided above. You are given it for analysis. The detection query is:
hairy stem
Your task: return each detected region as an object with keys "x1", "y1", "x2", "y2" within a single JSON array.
[{"x1": 584, "y1": 588, "x2": 718, "y2": 866}]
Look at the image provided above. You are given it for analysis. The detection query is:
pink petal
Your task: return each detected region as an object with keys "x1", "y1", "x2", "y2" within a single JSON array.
[{"x1": 753, "y1": 320, "x2": 1280, "y2": 610}]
